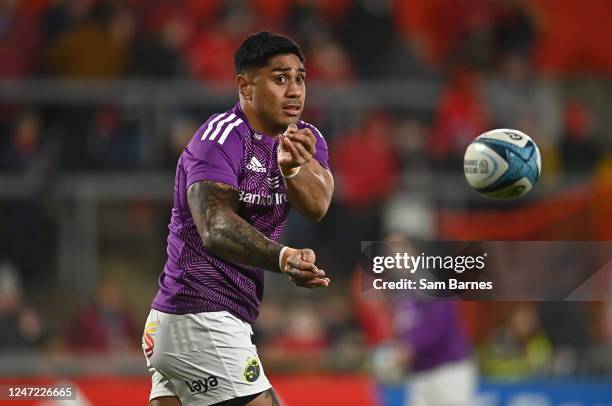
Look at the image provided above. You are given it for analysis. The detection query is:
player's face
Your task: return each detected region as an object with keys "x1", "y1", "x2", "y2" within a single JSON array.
[{"x1": 251, "y1": 53, "x2": 305, "y2": 133}]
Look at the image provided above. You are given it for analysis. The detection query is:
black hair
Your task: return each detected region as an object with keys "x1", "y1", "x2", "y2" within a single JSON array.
[{"x1": 234, "y1": 31, "x2": 304, "y2": 74}]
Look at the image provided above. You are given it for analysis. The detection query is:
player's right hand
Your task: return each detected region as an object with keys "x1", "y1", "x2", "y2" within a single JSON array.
[
  {"x1": 281, "y1": 248, "x2": 330, "y2": 289},
  {"x1": 277, "y1": 124, "x2": 316, "y2": 174}
]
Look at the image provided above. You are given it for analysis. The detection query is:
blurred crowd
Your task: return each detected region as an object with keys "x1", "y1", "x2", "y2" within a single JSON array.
[
  {"x1": 0, "y1": 0, "x2": 610, "y2": 173},
  {"x1": 0, "y1": 0, "x2": 611, "y2": 383}
]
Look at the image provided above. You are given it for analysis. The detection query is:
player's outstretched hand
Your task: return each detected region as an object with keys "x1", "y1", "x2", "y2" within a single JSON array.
[
  {"x1": 281, "y1": 247, "x2": 330, "y2": 289},
  {"x1": 277, "y1": 124, "x2": 317, "y2": 172}
]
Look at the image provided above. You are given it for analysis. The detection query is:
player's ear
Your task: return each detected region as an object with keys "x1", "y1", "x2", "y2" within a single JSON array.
[{"x1": 237, "y1": 74, "x2": 253, "y2": 101}]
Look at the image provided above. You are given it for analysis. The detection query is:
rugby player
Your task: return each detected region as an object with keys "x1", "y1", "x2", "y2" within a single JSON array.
[{"x1": 142, "y1": 32, "x2": 334, "y2": 405}]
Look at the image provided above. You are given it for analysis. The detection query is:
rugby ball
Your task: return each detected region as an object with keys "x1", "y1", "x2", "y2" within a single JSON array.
[{"x1": 464, "y1": 129, "x2": 541, "y2": 198}]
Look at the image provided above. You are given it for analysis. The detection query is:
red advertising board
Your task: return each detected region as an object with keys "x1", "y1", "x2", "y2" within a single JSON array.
[{"x1": 0, "y1": 374, "x2": 377, "y2": 405}]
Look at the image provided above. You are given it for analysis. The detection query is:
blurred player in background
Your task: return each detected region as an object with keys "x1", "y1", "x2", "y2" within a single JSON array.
[
  {"x1": 393, "y1": 300, "x2": 477, "y2": 406},
  {"x1": 142, "y1": 32, "x2": 334, "y2": 406},
  {"x1": 363, "y1": 236, "x2": 477, "y2": 405}
]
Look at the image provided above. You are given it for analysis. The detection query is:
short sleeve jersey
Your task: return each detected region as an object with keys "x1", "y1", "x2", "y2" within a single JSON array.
[{"x1": 152, "y1": 103, "x2": 329, "y2": 323}]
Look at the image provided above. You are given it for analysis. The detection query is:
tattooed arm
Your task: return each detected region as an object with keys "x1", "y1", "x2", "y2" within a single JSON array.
[
  {"x1": 187, "y1": 180, "x2": 329, "y2": 287},
  {"x1": 188, "y1": 180, "x2": 280, "y2": 270}
]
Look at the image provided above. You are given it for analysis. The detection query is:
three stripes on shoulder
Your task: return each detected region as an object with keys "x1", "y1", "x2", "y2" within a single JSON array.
[
  {"x1": 201, "y1": 113, "x2": 243, "y2": 145},
  {"x1": 200, "y1": 113, "x2": 322, "y2": 146}
]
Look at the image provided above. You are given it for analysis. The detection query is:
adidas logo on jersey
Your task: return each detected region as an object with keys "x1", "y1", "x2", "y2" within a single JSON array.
[{"x1": 246, "y1": 157, "x2": 266, "y2": 173}]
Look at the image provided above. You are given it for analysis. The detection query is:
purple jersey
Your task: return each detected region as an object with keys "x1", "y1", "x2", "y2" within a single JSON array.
[
  {"x1": 152, "y1": 103, "x2": 329, "y2": 324},
  {"x1": 394, "y1": 301, "x2": 472, "y2": 372}
]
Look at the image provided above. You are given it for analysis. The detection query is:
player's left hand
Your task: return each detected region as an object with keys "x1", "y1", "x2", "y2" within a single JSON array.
[
  {"x1": 282, "y1": 248, "x2": 330, "y2": 289},
  {"x1": 277, "y1": 124, "x2": 316, "y2": 172}
]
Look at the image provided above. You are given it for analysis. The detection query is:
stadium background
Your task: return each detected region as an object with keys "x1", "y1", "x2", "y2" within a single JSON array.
[{"x1": 0, "y1": 0, "x2": 610, "y2": 404}]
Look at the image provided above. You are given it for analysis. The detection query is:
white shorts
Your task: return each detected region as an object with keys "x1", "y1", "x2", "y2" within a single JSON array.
[
  {"x1": 405, "y1": 358, "x2": 477, "y2": 406},
  {"x1": 142, "y1": 309, "x2": 271, "y2": 405}
]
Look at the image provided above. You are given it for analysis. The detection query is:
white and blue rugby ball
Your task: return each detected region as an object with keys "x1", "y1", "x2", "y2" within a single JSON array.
[{"x1": 464, "y1": 129, "x2": 541, "y2": 198}]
